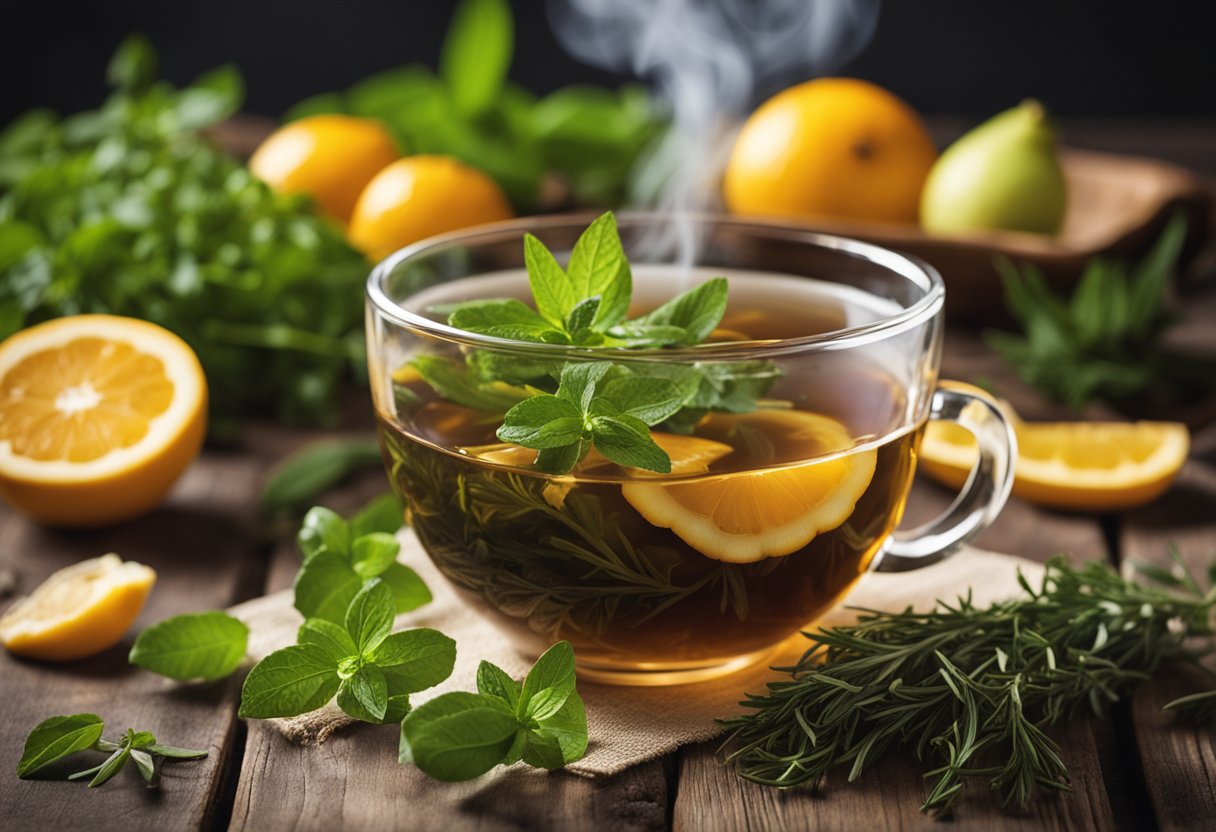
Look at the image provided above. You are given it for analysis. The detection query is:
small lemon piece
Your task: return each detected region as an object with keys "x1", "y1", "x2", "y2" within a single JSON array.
[{"x1": 1, "y1": 554, "x2": 156, "y2": 661}]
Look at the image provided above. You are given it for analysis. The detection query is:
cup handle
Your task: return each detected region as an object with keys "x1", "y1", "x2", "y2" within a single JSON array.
[{"x1": 874, "y1": 381, "x2": 1017, "y2": 572}]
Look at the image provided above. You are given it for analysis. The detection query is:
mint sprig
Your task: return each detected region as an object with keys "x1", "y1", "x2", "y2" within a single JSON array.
[
  {"x1": 240, "y1": 579, "x2": 455, "y2": 724},
  {"x1": 128, "y1": 611, "x2": 249, "y2": 682},
  {"x1": 399, "y1": 641, "x2": 588, "y2": 781},
  {"x1": 408, "y1": 211, "x2": 780, "y2": 474},
  {"x1": 16, "y1": 714, "x2": 206, "y2": 789}
]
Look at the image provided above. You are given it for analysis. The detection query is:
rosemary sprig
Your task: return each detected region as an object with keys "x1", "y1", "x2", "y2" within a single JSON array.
[
  {"x1": 986, "y1": 212, "x2": 1216, "y2": 409},
  {"x1": 719, "y1": 552, "x2": 1216, "y2": 814}
]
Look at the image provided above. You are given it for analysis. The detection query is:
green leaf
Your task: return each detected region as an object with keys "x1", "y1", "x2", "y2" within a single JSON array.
[
  {"x1": 440, "y1": 0, "x2": 514, "y2": 118},
  {"x1": 128, "y1": 611, "x2": 249, "y2": 681},
  {"x1": 591, "y1": 415, "x2": 671, "y2": 473},
  {"x1": 564, "y1": 297, "x2": 602, "y2": 338},
  {"x1": 535, "y1": 691, "x2": 588, "y2": 764},
  {"x1": 519, "y1": 641, "x2": 577, "y2": 720},
  {"x1": 556, "y1": 361, "x2": 612, "y2": 411},
  {"x1": 521, "y1": 730, "x2": 565, "y2": 770},
  {"x1": 145, "y1": 745, "x2": 209, "y2": 760},
  {"x1": 17, "y1": 714, "x2": 104, "y2": 778},
  {"x1": 130, "y1": 748, "x2": 157, "y2": 787},
  {"x1": 599, "y1": 376, "x2": 688, "y2": 425},
  {"x1": 297, "y1": 506, "x2": 351, "y2": 562},
  {"x1": 349, "y1": 493, "x2": 406, "y2": 538},
  {"x1": 259, "y1": 439, "x2": 384, "y2": 516},
  {"x1": 632, "y1": 277, "x2": 728, "y2": 345},
  {"x1": 399, "y1": 692, "x2": 520, "y2": 781},
  {"x1": 106, "y1": 34, "x2": 157, "y2": 92},
  {"x1": 351, "y1": 532, "x2": 401, "y2": 579},
  {"x1": 535, "y1": 441, "x2": 588, "y2": 474},
  {"x1": 293, "y1": 552, "x2": 363, "y2": 625},
  {"x1": 372, "y1": 629, "x2": 457, "y2": 692},
  {"x1": 449, "y1": 299, "x2": 549, "y2": 334},
  {"x1": 411, "y1": 355, "x2": 529, "y2": 412},
  {"x1": 384, "y1": 694, "x2": 413, "y2": 725},
  {"x1": 297, "y1": 619, "x2": 359, "y2": 664},
  {"x1": 87, "y1": 747, "x2": 130, "y2": 788},
  {"x1": 566, "y1": 212, "x2": 631, "y2": 328},
  {"x1": 524, "y1": 233, "x2": 575, "y2": 326},
  {"x1": 239, "y1": 644, "x2": 341, "y2": 718},
  {"x1": 476, "y1": 660, "x2": 522, "y2": 709},
  {"x1": 176, "y1": 65, "x2": 244, "y2": 130},
  {"x1": 380, "y1": 562, "x2": 434, "y2": 613},
  {"x1": 344, "y1": 579, "x2": 396, "y2": 656},
  {"x1": 497, "y1": 396, "x2": 583, "y2": 448},
  {"x1": 337, "y1": 664, "x2": 389, "y2": 723}
]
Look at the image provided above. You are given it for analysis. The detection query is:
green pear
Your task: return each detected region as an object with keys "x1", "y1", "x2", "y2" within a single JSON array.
[{"x1": 920, "y1": 100, "x2": 1067, "y2": 235}]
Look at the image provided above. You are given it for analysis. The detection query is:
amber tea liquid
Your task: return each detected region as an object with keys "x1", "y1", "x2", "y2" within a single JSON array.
[{"x1": 378, "y1": 269, "x2": 926, "y2": 680}]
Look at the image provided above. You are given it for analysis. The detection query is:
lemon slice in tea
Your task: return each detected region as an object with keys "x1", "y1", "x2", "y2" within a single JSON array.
[{"x1": 622, "y1": 410, "x2": 876, "y2": 564}]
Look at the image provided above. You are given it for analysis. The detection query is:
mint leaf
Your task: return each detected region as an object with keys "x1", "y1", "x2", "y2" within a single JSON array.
[
  {"x1": 298, "y1": 619, "x2": 359, "y2": 664},
  {"x1": 370, "y1": 629, "x2": 456, "y2": 692},
  {"x1": 130, "y1": 748, "x2": 157, "y2": 787},
  {"x1": 497, "y1": 396, "x2": 582, "y2": 447},
  {"x1": 476, "y1": 660, "x2": 522, "y2": 709},
  {"x1": 87, "y1": 747, "x2": 130, "y2": 788},
  {"x1": 384, "y1": 694, "x2": 413, "y2": 724},
  {"x1": 521, "y1": 731, "x2": 565, "y2": 770},
  {"x1": 524, "y1": 233, "x2": 575, "y2": 326},
  {"x1": 606, "y1": 322, "x2": 691, "y2": 349},
  {"x1": 17, "y1": 714, "x2": 104, "y2": 778},
  {"x1": 591, "y1": 415, "x2": 671, "y2": 473},
  {"x1": 566, "y1": 212, "x2": 631, "y2": 328},
  {"x1": 410, "y1": 355, "x2": 530, "y2": 412},
  {"x1": 293, "y1": 552, "x2": 362, "y2": 625},
  {"x1": 449, "y1": 299, "x2": 548, "y2": 333},
  {"x1": 556, "y1": 361, "x2": 612, "y2": 411},
  {"x1": 351, "y1": 532, "x2": 400, "y2": 579},
  {"x1": 259, "y1": 439, "x2": 385, "y2": 517},
  {"x1": 632, "y1": 277, "x2": 728, "y2": 345},
  {"x1": 534, "y1": 691, "x2": 589, "y2": 764},
  {"x1": 380, "y1": 562, "x2": 433, "y2": 613},
  {"x1": 349, "y1": 493, "x2": 406, "y2": 538},
  {"x1": 128, "y1": 611, "x2": 249, "y2": 681},
  {"x1": 599, "y1": 375, "x2": 688, "y2": 425},
  {"x1": 297, "y1": 507, "x2": 350, "y2": 562},
  {"x1": 239, "y1": 644, "x2": 341, "y2": 719},
  {"x1": 337, "y1": 664, "x2": 389, "y2": 723},
  {"x1": 441, "y1": 0, "x2": 513, "y2": 118},
  {"x1": 344, "y1": 579, "x2": 396, "y2": 656},
  {"x1": 535, "y1": 441, "x2": 588, "y2": 474},
  {"x1": 145, "y1": 745, "x2": 209, "y2": 760},
  {"x1": 565, "y1": 297, "x2": 601, "y2": 339},
  {"x1": 399, "y1": 692, "x2": 520, "y2": 781},
  {"x1": 519, "y1": 641, "x2": 576, "y2": 720}
]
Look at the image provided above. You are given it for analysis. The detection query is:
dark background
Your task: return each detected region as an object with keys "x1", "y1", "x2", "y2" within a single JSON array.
[{"x1": 4, "y1": 0, "x2": 1215, "y2": 126}]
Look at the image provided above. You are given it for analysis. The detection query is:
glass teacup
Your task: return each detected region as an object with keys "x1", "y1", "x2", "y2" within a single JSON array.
[{"x1": 366, "y1": 214, "x2": 1014, "y2": 685}]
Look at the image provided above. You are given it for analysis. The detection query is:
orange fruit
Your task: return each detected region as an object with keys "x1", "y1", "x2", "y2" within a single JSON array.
[
  {"x1": 919, "y1": 416, "x2": 1189, "y2": 512},
  {"x1": 724, "y1": 78, "x2": 937, "y2": 224},
  {"x1": 0, "y1": 315, "x2": 207, "y2": 527},
  {"x1": 0, "y1": 554, "x2": 156, "y2": 661},
  {"x1": 249, "y1": 115, "x2": 400, "y2": 225},
  {"x1": 348, "y1": 155, "x2": 514, "y2": 262},
  {"x1": 622, "y1": 410, "x2": 876, "y2": 563}
]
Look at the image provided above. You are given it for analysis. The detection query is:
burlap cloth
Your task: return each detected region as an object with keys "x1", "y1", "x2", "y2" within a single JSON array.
[{"x1": 230, "y1": 530, "x2": 1042, "y2": 776}]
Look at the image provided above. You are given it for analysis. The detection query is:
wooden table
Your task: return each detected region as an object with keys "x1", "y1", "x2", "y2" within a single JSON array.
[{"x1": 3, "y1": 124, "x2": 1215, "y2": 831}]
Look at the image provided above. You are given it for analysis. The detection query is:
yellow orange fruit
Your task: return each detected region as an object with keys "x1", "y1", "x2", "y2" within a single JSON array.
[
  {"x1": 622, "y1": 411, "x2": 876, "y2": 563},
  {"x1": 249, "y1": 114, "x2": 400, "y2": 225},
  {"x1": 348, "y1": 155, "x2": 514, "y2": 262},
  {"x1": 0, "y1": 554, "x2": 156, "y2": 661},
  {"x1": 919, "y1": 416, "x2": 1189, "y2": 512},
  {"x1": 0, "y1": 315, "x2": 207, "y2": 527},
  {"x1": 724, "y1": 78, "x2": 937, "y2": 224}
]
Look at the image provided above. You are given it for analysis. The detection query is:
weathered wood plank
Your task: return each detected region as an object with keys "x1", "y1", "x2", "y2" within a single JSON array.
[
  {"x1": 0, "y1": 451, "x2": 265, "y2": 831},
  {"x1": 1121, "y1": 462, "x2": 1216, "y2": 831},
  {"x1": 231, "y1": 720, "x2": 670, "y2": 832}
]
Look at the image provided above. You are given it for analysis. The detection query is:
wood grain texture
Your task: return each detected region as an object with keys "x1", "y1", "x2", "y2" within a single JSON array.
[
  {"x1": 0, "y1": 452, "x2": 264, "y2": 831},
  {"x1": 1121, "y1": 462, "x2": 1216, "y2": 831},
  {"x1": 231, "y1": 720, "x2": 671, "y2": 832}
]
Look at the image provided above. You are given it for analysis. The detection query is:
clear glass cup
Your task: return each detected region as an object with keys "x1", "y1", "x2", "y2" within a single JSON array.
[{"x1": 366, "y1": 214, "x2": 1015, "y2": 685}]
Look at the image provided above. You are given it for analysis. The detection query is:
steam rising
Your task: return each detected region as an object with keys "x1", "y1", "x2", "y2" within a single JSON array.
[{"x1": 549, "y1": 0, "x2": 882, "y2": 265}]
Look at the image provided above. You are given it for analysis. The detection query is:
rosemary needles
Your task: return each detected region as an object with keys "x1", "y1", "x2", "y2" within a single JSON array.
[{"x1": 719, "y1": 553, "x2": 1216, "y2": 813}]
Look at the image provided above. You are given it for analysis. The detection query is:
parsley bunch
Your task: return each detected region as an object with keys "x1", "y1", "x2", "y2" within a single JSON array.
[
  {"x1": 0, "y1": 36, "x2": 370, "y2": 430},
  {"x1": 408, "y1": 211, "x2": 781, "y2": 474}
]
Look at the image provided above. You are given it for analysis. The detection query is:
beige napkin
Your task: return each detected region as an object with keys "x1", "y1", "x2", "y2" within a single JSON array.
[{"x1": 230, "y1": 531, "x2": 1043, "y2": 776}]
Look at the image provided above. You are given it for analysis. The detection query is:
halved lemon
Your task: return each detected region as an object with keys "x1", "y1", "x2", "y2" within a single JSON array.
[
  {"x1": 0, "y1": 554, "x2": 156, "y2": 661},
  {"x1": 622, "y1": 411, "x2": 876, "y2": 563},
  {"x1": 920, "y1": 417, "x2": 1189, "y2": 512},
  {"x1": 0, "y1": 315, "x2": 207, "y2": 526}
]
